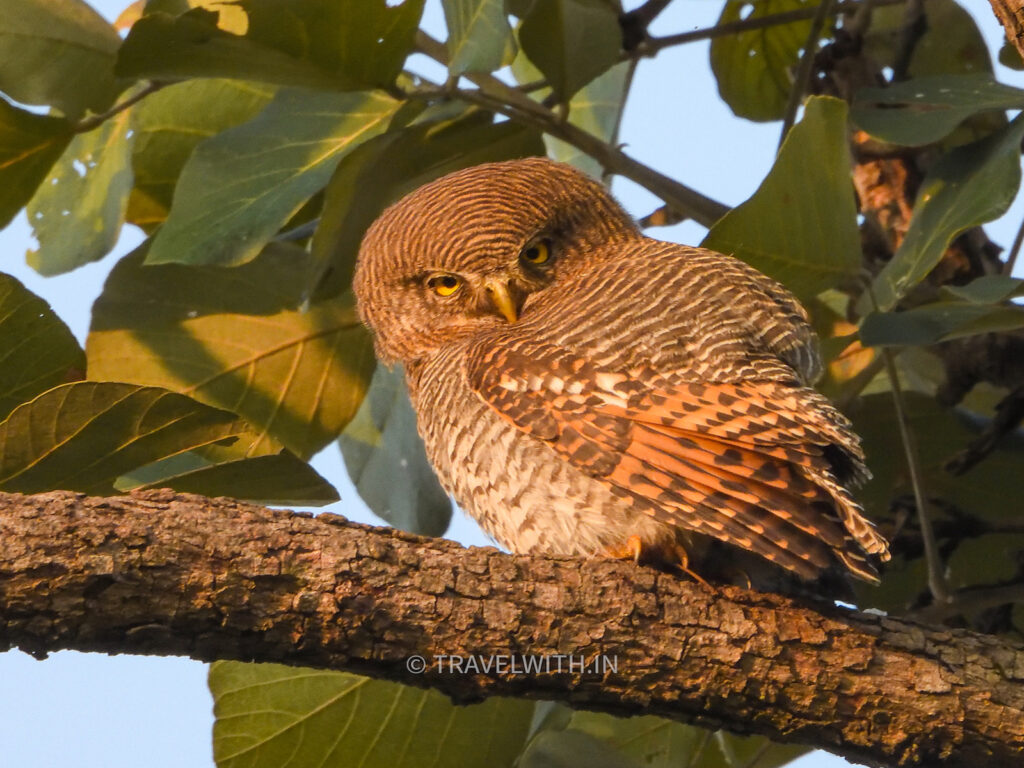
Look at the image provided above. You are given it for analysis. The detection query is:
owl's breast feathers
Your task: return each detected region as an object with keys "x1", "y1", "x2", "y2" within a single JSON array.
[{"x1": 462, "y1": 244, "x2": 890, "y2": 582}]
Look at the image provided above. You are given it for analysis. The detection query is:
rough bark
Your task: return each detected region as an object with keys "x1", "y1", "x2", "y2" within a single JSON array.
[
  {"x1": 990, "y1": 0, "x2": 1024, "y2": 62},
  {"x1": 1, "y1": 490, "x2": 1023, "y2": 768}
]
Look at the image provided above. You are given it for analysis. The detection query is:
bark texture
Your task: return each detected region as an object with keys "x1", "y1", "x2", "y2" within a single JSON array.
[
  {"x1": 1, "y1": 489, "x2": 1023, "y2": 767},
  {"x1": 990, "y1": 0, "x2": 1024, "y2": 61}
]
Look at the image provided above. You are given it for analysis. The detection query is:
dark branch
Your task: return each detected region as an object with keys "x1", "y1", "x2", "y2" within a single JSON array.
[{"x1": 2, "y1": 490, "x2": 1024, "y2": 768}]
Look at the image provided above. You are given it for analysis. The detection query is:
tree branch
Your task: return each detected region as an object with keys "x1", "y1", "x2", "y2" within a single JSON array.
[
  {"x1": 2, "y1": 490, "x2": 1024, "y2": 767},
  {"x1": 989, "y1": 0, "x2": 1024, "y2": 62}
]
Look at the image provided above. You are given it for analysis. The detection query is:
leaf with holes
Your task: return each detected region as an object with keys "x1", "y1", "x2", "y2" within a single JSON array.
[
  {"x1": 87, "y1": 242, "x2": 375, "y2": 459},
  {"x1": 26, "y1": 105, "x2": 135, "y2": 276},
  {"x1": 851, "y1": 74, "x2": 1024, "y2": 147},
  {"x1": 710, "y1": 0, "x2": 818, "y2": 122},
  {"x1": 210, "y1": 663, "x2": 534, "y2": 768},
  {"x1": 0, "y1": 274, "x2": 84, "y2": 420}
]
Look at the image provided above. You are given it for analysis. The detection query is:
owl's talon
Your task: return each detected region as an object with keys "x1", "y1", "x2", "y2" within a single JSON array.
[{"x1": 603, "y1": 534, "x2": 644, "y2": 563}]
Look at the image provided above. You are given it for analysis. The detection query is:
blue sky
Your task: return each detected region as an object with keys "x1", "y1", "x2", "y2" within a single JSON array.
[{"x1": 1, "y1": 1, "x2": 1022, "y2": 767}]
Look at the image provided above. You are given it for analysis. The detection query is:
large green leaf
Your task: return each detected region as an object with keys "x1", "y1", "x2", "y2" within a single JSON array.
[
  {"x1": 517, "y1": 0, "x2": 621, "y2": 101},
  {"x1": 860, "y1": 302, "x2": 1024, "y2": 347},
  {"x1": 87, "y1": 243, "x2": 375, "y2": 459},
  {"x1": 709, "y1": 0, "x2": 817, "y2": 122},
  {"x1": 0, "y1": 101, "x2": 72, "y2": 229},
  {"x1": 443, "y1": 0, "x2": 516, "y2": 75},
  {"x1": 26, "y1": 106, "x2": 135, "y2": 276},
  {"x1": 0, "y1": 0, "x2": 120, "y2": 119},
  {"x1": 116, "y1": 450, "x2": 339, "y2": 505},
  {"x1": 851, "y1": 75, "x2": 1024, "y2": 147},
  {"x1": 145, "y1": 89, "x2": 401, "y2": 267},
  {"x1": 864, "y1": 0, "x2": 992, "y2": 78},
  {"x1": 311, "y1": 111, "x2": 544, "y2": 297},
  {"x1": 522, "y1": 707, "x2": 807, "y2": 768},
  {"x1": 129, "y1": 79, "x2": 275, "y2": 227},
  {"x1": 0, "y1": 273, "x2": 84, "y2": 420},
  {"x1": 865, "y1": 113, "x2": 1024, "y2": 312},
  {"x1": 210, "y1": 663, "x2": 534, "y2": 768},
  {"x1": 942, "y1": 275, "x2": 1024, "y2": 303},
  {"x1": 0, "y1": 382, "x2": 254, "y2": 495},
  {"x1": 512, "y1": 50, "x2": 631, "y2": 178},
  {"x1": 117, "y1": 0, "x2": 424, "y2": 90},
  {"x1": 339, "y1": 364, "x2": 452, "y2": 536},
  {"x1": 702, "y1": 96, "x2": 861, "y2": 301}
]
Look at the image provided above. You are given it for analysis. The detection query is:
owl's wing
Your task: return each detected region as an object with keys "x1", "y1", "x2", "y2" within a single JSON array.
[{"x1": 464, "y1": 340, "x2": 888, "y2": 582}]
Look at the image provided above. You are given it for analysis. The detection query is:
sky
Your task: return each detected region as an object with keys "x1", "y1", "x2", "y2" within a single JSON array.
[{"x1": 2, "y1": 1, "x2": 1023, "y2": 767}]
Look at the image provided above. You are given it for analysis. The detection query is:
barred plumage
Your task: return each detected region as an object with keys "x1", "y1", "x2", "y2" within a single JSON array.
[{"x1": 354, "y1": 158, "x2": 889, "y2": 586}]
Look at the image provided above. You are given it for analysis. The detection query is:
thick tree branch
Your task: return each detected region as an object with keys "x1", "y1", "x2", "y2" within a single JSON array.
[{"x1": 2, "y1": 490, "x2": 1024, "y2": 767}]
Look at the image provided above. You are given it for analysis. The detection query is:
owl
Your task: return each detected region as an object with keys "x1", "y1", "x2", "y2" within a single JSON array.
[{"x1": 354, "y1": 157, "x2": 889, "y2": 587}]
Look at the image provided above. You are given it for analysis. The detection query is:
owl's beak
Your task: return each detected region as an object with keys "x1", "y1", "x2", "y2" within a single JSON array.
[{"x1": 484, "y1": 279, "x2": 519, "y2": 323}]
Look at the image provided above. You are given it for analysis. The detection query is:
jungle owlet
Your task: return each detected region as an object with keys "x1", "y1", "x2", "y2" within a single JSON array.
[{"x1": 354, "y1": 158, "x2": 890, "y2": 585}]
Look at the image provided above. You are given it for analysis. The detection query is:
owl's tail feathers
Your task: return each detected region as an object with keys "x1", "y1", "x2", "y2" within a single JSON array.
[{"x1": 615, "y1": 422, "x2": 888, "y2": 583}]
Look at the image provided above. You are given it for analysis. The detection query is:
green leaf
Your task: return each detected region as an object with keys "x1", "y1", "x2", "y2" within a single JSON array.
[
  {"x1": 702, "y1": 96, "x2": 861, "y2": 301},
  {"x1": 518, "y1": 0, "x2": 621, "y2": 101},
  {"x1": 311, "y1": 110, "x2": 544, "y2": 297},
  {"x1": 865, "y1": 113, "x2": 1024, "y2": 312},
  {"x1": 117, "y1": 0, "x2": 424, "y2": 90},
  {"x1": 0, "y1": 0, "x2": 120, "y2": 119},
  {"x1": 116, "y1": 450, "x2": 339, "y2": 505},
  {"x1": 25, "y1": 105, "x2": 135, "y2": 276},
  {"x1": 523, "y1": 708, "x2": 808, "y2": 768},
  {"x1": 851, "y1": 75, "x2": 1024, "y2": 147},
  {"x1": 709, "y1": 0, "x2": 817, "y2": 122},
  {"x1": 860, "y1": 302, "x2": 1024, "y2": 346},
  {"x1": 129, "y1": 79, "x2": 275, "y2": 227},
  {"x1": 940, "y1": 275, "x2": 1024, "y2": 303},
  {"x1": 512, "y1": 50, "x2": 631, "y2": 178},
  {"x1": 864, "y1": 0, "x2": 992, "y2": 78},
  {"x1": 443, "y1": 0, "x2": 516, "y2": 75},
  {"x1": 210, "y1": 663, "x2": 534, "y2": 768},
  {"x1": 0, "y1": 101, "x2": 72, "y2": 229},
  {"x1": 339, "y1": 364, "x2": 452, "y2": 536},
  {"x1": 145, "y1": 88, "x2": 401, "y2": 267},
  {"x1": 0, "y1": 382, "x2": 254, "y2": 495},
  {"x1": 849, "y1": 391, "x2": 1024, "y2": 613},
  {"x1": 0, "y1": 273, "x2": 84, "y2": 420},
  {"x1": 87, "y1": 242, "x2": 375, "y2": 459}
]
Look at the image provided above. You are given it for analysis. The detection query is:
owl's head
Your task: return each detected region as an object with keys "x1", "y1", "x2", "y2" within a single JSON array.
[{"x1": 354, "y1": 157, "x2": 638, "y2": 366}]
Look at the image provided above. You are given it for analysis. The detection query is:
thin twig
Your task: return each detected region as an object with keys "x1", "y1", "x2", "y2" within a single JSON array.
[
  {"x1": 620, "y1": 0, "x2": 676, "y2": 51},
  {"x1": 910, "y1": 582, "x2": 1024, "y2": 622},
  {"x1": 414, "y1": 31, "x2": 730, "y2": 227},
  {"x1": 891, "y1": 0, "x2": 927, "y2": 81},
  {"x1": 877, "y1": 335, "x2": 949, "y2": 603},
  {"x1": 73, "y1": 81, "x2": 165, "y2": 133},
  {"x1": 639, "y1": 0, "x2": 906, "y2": 55},
  {"x1": 1003, "y1": 212, "x2": 1024, "y2": 276},
  {"x1": 779, "y1": 0, "x2": 836, "y2": 147}
]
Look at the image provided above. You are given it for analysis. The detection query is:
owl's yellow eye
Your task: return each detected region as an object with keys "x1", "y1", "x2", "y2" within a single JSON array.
[
  {"x1": 426, "y1": 273, "x2": 462, "y2": 297},
  {"x1": 521, "y1": 240, "x2": 551, "y2": 265}
]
